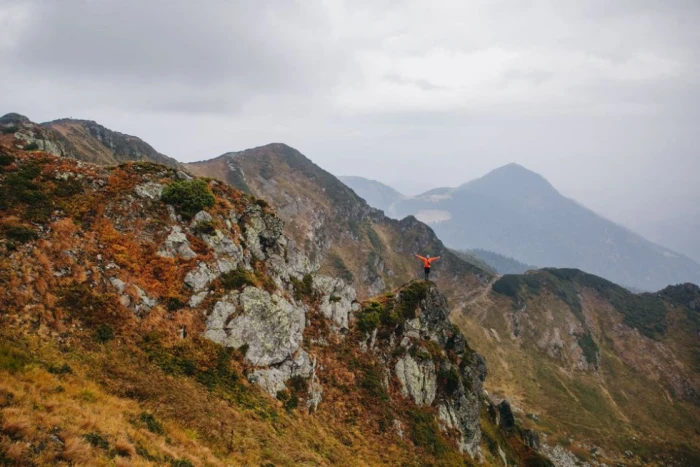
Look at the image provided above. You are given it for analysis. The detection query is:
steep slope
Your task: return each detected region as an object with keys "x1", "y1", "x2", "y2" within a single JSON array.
[
  {"x1": 186, "y1": 144, "x2": 491, "y2": 300},
  {"x1": 0, "y1": 145, "x2": 547, "y2": 466},
  {"x1": 451, "y1": 268, "x2": 700, "y2": 466},
  {"x1": 0, "y1": 113, "x2": 180, "y2": 168},
  {"x1": 338, "y1": 175, "x2": 406, "y2": 217},
  {"x1": 390, "y1": 163, "x2": 700, "y2": 291}
]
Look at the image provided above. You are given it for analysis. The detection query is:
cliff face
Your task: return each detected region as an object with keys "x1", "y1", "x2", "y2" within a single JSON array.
[{"x1": 0, "y1": 145, "x2": 545, "y2": 465}]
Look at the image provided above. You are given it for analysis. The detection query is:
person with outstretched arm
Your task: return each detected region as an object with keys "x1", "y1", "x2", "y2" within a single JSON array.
[{"x1": 415, "y1": 254, "x2": 441, "y2": 280}]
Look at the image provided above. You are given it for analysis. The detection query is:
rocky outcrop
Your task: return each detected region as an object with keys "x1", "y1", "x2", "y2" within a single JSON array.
[
  {"x1": 204, "y1": 287, "x2": 305, "y2": 367},
  {"x1": 395, "y1": 354, "x2": 437, "y2": 406},
  {"x1": 357, "y1": 281, "x2": 487, "y2": 457},
  {"x1": 158, "y1": 226, "x2": 197, "y2": 259},
  {"x1": 313, "y1": 275, "x2": 358, "y2": 330}
]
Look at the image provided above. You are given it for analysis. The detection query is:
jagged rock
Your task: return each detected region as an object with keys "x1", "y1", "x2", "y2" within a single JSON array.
[
  {"x1": 204, "y1": 287, "x2": 305, "y2": 367},
  {"x1": 157, "y1": 226, "x2": 197, "y2": 259},
  {"x1": 313, "y1": 275, "x2": 355, "y2": 330},
  {"x1": 135, "y1": 286, "x2": 157, "y2": 311},
  {"x1": 394, "y1": 354, "x2": 436, "y2": 406},
  {"x1": 393, "y1": 419, "x2": 405, "y2": 439},
  {"x1": 188, "y1": 291, "x2": 208, "y2": 308},
  {"x1": 498, "y1": 400, "x2": 516, "y2": 431},
  {"x1": 306, "y1": 356, "x2": 323, "y2": 412},
  {"x1": 191, "y1": 210, "x2": 213, "y2": 225},
  {"x1": 109, "y1": 277, "x2": 126, "y2": 293},
  {"x1": 202, "y1": 229, "x2": 242, "y2": 261},
  {"x1": 498, "y1": 444, "x2": 508, "y2": 466},
  {"x1": 437, "y1": 392, "x2": 481, "y2": 456},
  {"x1": 184, "y1": 262, "x2": 217, "y2": 292},
  {"x1": 248, "y1": 350, "x2": 313, "y2": 395},
  {"x1": 134, "y1": 182, "x2": 163, "y2": 200},
  {"x1": 541, "y1": 443, "x2": 593, "y2": 467},
  {"x1": 523, "y1": 429, "x2": 540, "y2": 450}
]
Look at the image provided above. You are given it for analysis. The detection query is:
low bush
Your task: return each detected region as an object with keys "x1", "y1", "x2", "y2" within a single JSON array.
[
  {"x1": 0, "y1": 154, "x2": 15, "y2": 166},
  {"x1": 95, "y1": 324, "x2": 114, "y2": 343},
  {"x1": 220, "y1": 268, "x2": 256, "y2": 290},
  {"x1": 192, "y1": 220, "x2": 216, "y2": 235},
  {"x1": 82, "y1": 432, "x2": 109, "y2": 450},
  {"x1": 161, "y1": 179, "x2": 215, "y2": 220},
  {"x1": 2, "y1": 225, "x2": 38, "y2": 243},
  {"x1": 47, "y1": 363, "x2": 73, "y2": 375},
  {"x1": 139, "y1": 412, "x2": 164, "y2": 435},
  {"x1": 291, "y1": 274, "x2": 315, "y2": 302}
]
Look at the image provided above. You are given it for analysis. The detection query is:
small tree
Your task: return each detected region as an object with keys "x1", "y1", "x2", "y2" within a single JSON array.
[{"x1": 161, "y1": 179, "x2": 215, "y2": 219}]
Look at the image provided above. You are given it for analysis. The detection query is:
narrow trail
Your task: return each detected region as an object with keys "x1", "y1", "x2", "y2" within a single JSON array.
[{"x1": 451, "y1": 276, "x2": 498, "y2": 324}]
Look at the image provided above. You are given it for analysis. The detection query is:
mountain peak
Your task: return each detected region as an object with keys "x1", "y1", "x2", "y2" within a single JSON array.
[{"x1": 459, "y1": 162, "x2": 556, "y2": 196}]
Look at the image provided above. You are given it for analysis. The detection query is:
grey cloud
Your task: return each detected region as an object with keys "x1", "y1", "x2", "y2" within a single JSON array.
[
  {"x1": 0, "y1": 0, "x2": 698, "y2": 259},
  {"x1": 383, "y1": 72, "x2": 445, "y2": 90}
]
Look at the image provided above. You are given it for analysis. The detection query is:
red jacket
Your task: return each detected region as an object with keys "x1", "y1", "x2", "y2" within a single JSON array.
[{"x1": 416, "y1": 254, "x2": 440, "y2": 268}]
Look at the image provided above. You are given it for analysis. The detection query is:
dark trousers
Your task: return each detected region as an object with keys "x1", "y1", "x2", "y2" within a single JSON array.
[{"x1": 424, "y1": 267, "x2": 430, "y2": 280}]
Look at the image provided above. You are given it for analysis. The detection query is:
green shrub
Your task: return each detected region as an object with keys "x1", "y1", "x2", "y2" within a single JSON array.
[
  {"x1": 366, "y1": 225, "x2": 382, "y2": 251},
  {"x1": 406, "y1": 408, "x2": 448, "y2": 456},
  {"x1": 329, "y1": 253, "x2": 354, "y2": 283},
  {"x1": 48, "y1": 363, "x2": 73, "y2": 375},
  {"x1": 83, "y1": 432, "x2": 109, "y2": 449},
  {"x1": 0, "y1": 154, "x2": 15, "y2": 166},
  {"x1": 359, "y1": 365, "x2": 389, "y2": 402},
  {"x1": 357, "y1": 311, "x2": 380, "y2": 333},
  {"x1": 95, "y1": 324, "x2": 114, "y2": 343},
  {"x1": 139, "y1": 412, "x2": 165, "y2": 435},
  {"x1": 2, "y1": 225, "x2": 37, "y2": 243},
  {"x1": 165, "y1": 297, "x2": 186, "y2": 312},
  {"x1": 438, "y1": 366, "x2": 460, "y2": 396},
  {"x1": 24, "y1": 142, "x2": 39, "y2": 151},
  {"x1": 0, "y1": 344, "x2": 29, "y2": 374},
  {"x1": 395, "y1": 281, "x2": 429, "y2": 320},
  {"x1": 161, "y1": 179, "x2": 215, "y2": 219},
  {"x1": 577, "y1": 332, "x2": 598, "y2": 366},
  {"x1": 220, "y1": 268, "x2": 256, "y2": 290},
  {"x1": 53, "y1": 178, "x2": 83, "y2": 197},
  {"x1": 492, "y1": 275, "x2": 521, "y2": 299},
  {"x1": 192, "y1": 220, "x2": 216, "y2": 235},
  {"x1": 291, "y1": 274, "x2": 315, "y2": 302}
]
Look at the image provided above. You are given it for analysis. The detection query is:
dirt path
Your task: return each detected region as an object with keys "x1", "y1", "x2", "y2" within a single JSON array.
[{"x1": 451, "y1": 276, "x2": 499, "y2": 324}]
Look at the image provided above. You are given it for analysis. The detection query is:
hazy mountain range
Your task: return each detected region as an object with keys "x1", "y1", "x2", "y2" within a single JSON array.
[{"x1": 342, "y1": 165, "x2": 700, "y2": 291}]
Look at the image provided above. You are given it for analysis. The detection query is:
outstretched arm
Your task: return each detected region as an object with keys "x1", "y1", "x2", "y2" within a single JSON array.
[
  {"x1": 415, "y1": 254, "x2": 427, "y2": 261},
  {"x1": 431, "y1": 256, "x2": 441, "y2": 262}
]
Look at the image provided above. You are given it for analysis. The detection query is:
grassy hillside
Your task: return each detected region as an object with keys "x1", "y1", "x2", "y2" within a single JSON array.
[
  {"x1": 451, "y1": 268, "x2": 700, "y2": 466},
  {"x1": 0, "y1": 144, "x2": 539, "y2": 466}
]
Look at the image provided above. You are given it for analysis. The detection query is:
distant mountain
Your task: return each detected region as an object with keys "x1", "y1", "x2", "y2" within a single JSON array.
[
  {"x1": 186, "y1": 144, "x2": 491, "y2": 299},
  {"x1": 465, "y1": 248, "x2": 537, "y2": 275},
  {"x1": 338, "y1": 176, "x2": 405, "y2": 217},
  {"x1": 378, "y1": 163, "x2": 700, "y2": 291},
  {"x1": 632, "y1": 212, "x2": 700, "y2": 264},
  {"x1": 0, "y1": 113, "x2": 180, "y2": 168}
]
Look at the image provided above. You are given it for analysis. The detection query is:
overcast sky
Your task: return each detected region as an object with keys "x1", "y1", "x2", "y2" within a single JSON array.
[{"x1": 1, "y1": 0, "x2": 699, "y2": 238}]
